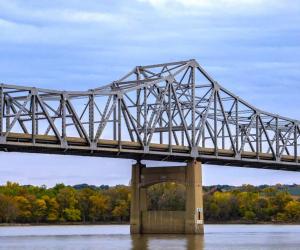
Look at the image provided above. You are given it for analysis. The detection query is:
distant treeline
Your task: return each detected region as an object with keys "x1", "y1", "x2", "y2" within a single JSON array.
[
  {"x1": 0, "y1": 182, "x2": 130, "y2": 223},
  {"x1": 0, "y1": 182, "x2": 300, "y2": 224}
]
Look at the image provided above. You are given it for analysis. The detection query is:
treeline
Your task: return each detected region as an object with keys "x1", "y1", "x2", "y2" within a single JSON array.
[
  {"x1": 204, "y1": 185, "x2": 300, "y2": 223},
  {"x1": 0, "y1": 182, "x2": 300, "y2": 224},
  {"x1": 0, "y1": 182, "x2": 130, "y2": 223}
]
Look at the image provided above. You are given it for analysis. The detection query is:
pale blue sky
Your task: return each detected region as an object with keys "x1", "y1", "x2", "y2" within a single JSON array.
[{"x1": 1, "y1": 0, "x2": 300, "y2": 186}]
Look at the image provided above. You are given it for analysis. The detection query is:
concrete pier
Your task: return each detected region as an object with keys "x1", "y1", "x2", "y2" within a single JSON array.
[{"x1": 130, "y1": 160, "x2": 204, "y2": 234}]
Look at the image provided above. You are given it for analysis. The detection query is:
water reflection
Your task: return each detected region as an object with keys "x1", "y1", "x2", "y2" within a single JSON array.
[
  {"x1": 2, "y1": 225, "x2": 300, "y2": 250},
  {"x1": 131, "y1": 234, "x2": 204, "y2": 250}
]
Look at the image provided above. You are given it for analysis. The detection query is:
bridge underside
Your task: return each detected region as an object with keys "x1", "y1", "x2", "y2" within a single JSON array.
[{"x1": 1, "y1": 133, "x2": 300, "y2": 171}]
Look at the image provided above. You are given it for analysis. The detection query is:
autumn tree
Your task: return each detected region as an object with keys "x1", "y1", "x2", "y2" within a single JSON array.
[
  {"x1": 284, "y1": 201, "x2": 300, "y2": 222},
  {"x1": 15, "y1": 196, "x2": 32, "y2": 222},
  {"x1": 0, "y1": 194, "x2": 18, "y2": 223},
  {"x1": 89, "y1": 194, "x2": 110, "y2": 222},
  {"x1": 77, "y1": 188, "x2": 95, "y2": 222},
  {"x1": 56, "y1": 187, "x2": 80, "y2": 221},
  {"x1": 42, "y1": 195, "x2": 59, "y2": 222},
  {"x1": 112, "y1": 200, "x2": 130, "y2": 222},
  {"x1": 32, "y1": 198, "x2": 47, "y2": 222}
]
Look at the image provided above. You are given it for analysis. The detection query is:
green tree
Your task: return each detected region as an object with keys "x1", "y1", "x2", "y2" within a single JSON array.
[
  {"x1": 42, "y1": 195, "x2": 59, "y2": 222},
  {"x1": 237, "y1": 192, "x2": 259, "y2": 221},
  {"x1": 112, "y1": 200, "x2": 130, "y2": 221},
  {"x1": 15, "y1": 196, "x2": 32, "y2": 222},
  {"x1": 77, "y1": 188, "x2": 95, "y2": 222},
  {"x1": 205, "y1": 201, "x2": 220, "y2": 221},
  {"x1": 269, "y1": 191, "x2": 292, "y2": 216},
  {"x1": 89, "y1": 194, "x2": 110, "y2": 222},
  {"x1": 244, "y1": 211, "x2": 256, "y2": 221},
  {"x1": 56, "y1": 187, "x2": 78, "y2": 220},
  {"x1": 212, "y1": 192, "x2": 236, "y2": 221},
  {"x1": 284, "y1": 200, "x2": 300, "y2": 222},
  {"x1": 32, "y1": 198, "x2": 47, "y2": 222},
  {"x1": 0, "y1": 194, "x2": 18, "y2": 223},
  {"x1": 1, "y1": 182, "x2": 22, "y2": 196},
  {"x1": 254, "y1": 197, "x2": 270, "y2": 221},
  {"x1": 276, "y1": 212, "x2": 287, "y2": 222},
  {"x1": 63, "y1": 208, "x2": 81, "y2": 221}
]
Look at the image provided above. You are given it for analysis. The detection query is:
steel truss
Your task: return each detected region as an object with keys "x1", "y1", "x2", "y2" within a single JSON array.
[{"x1": 0, "y1": 59, "x2": 299, "y2": 171}]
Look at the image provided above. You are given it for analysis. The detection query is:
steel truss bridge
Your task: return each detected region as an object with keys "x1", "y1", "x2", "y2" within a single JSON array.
[{"x1": 0, "y1": 59, "x2": 300, "y2": 171}]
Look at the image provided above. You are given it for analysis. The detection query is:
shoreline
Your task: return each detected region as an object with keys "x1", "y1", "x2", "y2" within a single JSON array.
[
  {"x1": 0, "y1": 222, "x2": 129, "y2": 227},
  {"x1": 205, "y1": 221, "x2": 300, "y2": 225},
  {"x1": 1, "y1": 222, "x2": 300, "y2": 227}
]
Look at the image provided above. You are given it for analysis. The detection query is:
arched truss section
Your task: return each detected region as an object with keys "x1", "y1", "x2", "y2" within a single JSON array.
[{"x1": 0, "y1": 59, "x2": 299, "y2": 170}]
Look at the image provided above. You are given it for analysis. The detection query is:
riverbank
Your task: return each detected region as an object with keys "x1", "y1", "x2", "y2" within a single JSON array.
[
  {"x1": 205, "y1": 220, "x2": 300, "y2": 225},
  {"x1": 0, "y1": 221, "x2": 129, "y2": 226},
  {"x1": 1, "y1": 221, "x2": 300, "y2": 226}
]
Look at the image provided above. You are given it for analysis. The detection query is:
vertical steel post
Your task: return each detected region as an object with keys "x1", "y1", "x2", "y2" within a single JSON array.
[
  {"x1": 202, "y1": 129, "x2": 205, "y2": 148},
  {"x1": 160, "y1": 116, "x2": 163, "y2": 144},
  {"x1": 0, "y1": 85, "x2": 3, "y2": 135},
  {"x1": 256, "y1": 114, "x2": 260, "y2": 159},
  {"x1": 168, "y1": 82, "x2": 172, "y2": 151},
  {"x1": 222, "y1": 121, "x2": 225, "y2": 149},
  {"x1": 36, "y1": 98, "x2": 39, "y2": 135},
  {"x1": 118, "y1": 96, "x2": 121, "y2": 148},
  {"x1": 61, "y1": 94, "x2": 66, "y2": 141},
  {"x1": 6, "y1": 98, "x2": 10, "y2": 131},
  {"x1": 295, "y1": 124, "x2": 298, "y2": 163},
  {"x1": 276, "y1": 117, "x2": 279, "y2": 160},
  {"x1": 241, "y1": 126, "x2": 244, "y2": 153},
  {"x1": 31, "y1": 92, "x2": 36, "y2": 143},
  {"x1": 143, "y1": 86, "x2": 147, "y2": 145},
  {"x1": 235, "y1": 100, "x2": 239, "y2": 153},
  {"x1": 89, "y1": 94, "x2": 94, "y2": 141},
  {"x1": 113, "y1": 95, "x2": 117, "y2": 141},
  {"x1": 136, "y1": 71, "x2": 141, "y2": 132},
  {"x1": 260, "y1": 128, "x2": 263, "y2": 153},
  {"x1": 214, "y1": 90, "x2": 218, "y2": 155},
  {"x1": 191, "y1": 66, "x2": 196, "y2": 147}
]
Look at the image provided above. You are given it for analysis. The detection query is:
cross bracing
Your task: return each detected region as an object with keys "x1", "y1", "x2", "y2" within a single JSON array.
[{"x1": 0, "y1": 59, "x2": 299, "y2": 171}]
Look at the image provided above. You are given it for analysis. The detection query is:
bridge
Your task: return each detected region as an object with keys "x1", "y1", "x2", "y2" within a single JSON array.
[{"x1": 1, "y1": 59, "x2": 300, "y2": 234}]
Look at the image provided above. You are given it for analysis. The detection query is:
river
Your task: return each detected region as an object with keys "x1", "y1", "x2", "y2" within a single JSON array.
[{"x1": 0, "y1": 225, "x2": 300, "y2": 249}]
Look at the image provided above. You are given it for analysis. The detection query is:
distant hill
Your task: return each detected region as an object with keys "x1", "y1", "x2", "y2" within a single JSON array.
[
  {"x1": 72, "y1": 183, "x2": 300, "y2": 196},
  {"x1": 72, "y1": 184, "x2": 109, "y2": 190}
]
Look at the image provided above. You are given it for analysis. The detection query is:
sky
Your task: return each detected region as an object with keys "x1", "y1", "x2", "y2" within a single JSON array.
[{"x1": 0, "y1": 0, "x2": 300, "y2": 187}]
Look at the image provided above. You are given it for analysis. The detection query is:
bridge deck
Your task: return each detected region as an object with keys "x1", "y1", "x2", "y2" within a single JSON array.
[{"x1": 1, "y1": 133, "x2": 299, "y2": 171}]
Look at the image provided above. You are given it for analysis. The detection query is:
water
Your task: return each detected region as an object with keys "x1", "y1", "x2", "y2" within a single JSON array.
[{"x1": 0, "y1": 225, "x2": 300, "y2": 250}]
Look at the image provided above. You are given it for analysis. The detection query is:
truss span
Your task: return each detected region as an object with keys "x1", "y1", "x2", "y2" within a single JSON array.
[{"x1": 1, "y1": 59, "x2": 300, "y2": 171}]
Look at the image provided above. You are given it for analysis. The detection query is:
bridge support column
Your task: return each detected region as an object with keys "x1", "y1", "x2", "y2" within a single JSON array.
[
  {"x1": 130, "y1": 160, "x2": 204, "y2": 234},
  {"x1": 130, "y1": 161, "x2": 146, "y2": 234},
  {"x1": 185, "y1": 160, "x2": 204, "y2": 234}
]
